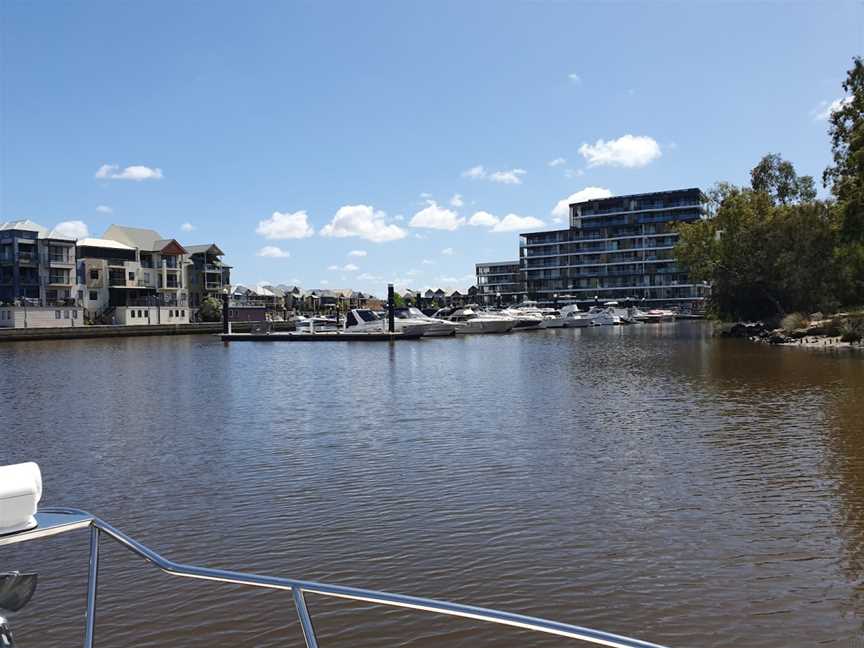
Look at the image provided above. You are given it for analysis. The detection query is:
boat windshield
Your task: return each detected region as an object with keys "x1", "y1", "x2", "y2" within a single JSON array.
[{"x1": 356, "y1": 310, "x2": 379, "y2": 323}]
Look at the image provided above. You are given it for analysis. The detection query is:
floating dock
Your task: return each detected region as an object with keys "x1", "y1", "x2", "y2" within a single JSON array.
[{"x1": 220, "y1": 331, "x2": 423, "y2": 342}]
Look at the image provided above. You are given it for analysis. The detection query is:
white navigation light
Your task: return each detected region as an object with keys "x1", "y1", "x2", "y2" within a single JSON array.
[{"x1": 0, "y1": 463, "x2": 42, "y2": 535}]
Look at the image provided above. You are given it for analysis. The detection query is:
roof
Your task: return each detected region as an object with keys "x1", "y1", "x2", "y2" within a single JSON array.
[
  {"x1": 103, "y1": 225, "x2": 188, "y2": 254},
  {"x1": 185, "y1": 244, "x2": 225, "y2": 256},
  {"x1": 77, "y1": 237, "x2": 135, "y2": 251},
  {"x1": 0, "y1": 219, "x2": 50, "y2": 237}
]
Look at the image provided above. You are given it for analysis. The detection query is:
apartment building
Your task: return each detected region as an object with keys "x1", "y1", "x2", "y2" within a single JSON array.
[
  {"x1": 186, "y1": 244, "x2": 231, "y2": 311},
  {"x1": 475, "y1": 261, "x2": 523, "y2": 306}
]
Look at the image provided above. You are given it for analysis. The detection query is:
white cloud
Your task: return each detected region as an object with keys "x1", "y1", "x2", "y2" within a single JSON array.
[
  {"x1": 348, "y1": 250, "x2": 367, "y2": 257},
  {"x1": 409, "y1": 201, "x2": 464, "y2": 231},
  {"x1": 180, "y1": 222, "x2": 195, "y2": 232},
  {"x1": 489, "y1": 168, "x2": 526, "y2": 184},
  {"x1": 320, "y1": 279, "x2": 329, "y2": 285},
  {"x1": 568, "y1": 73, "x2": 582, "y2": 84},
  {"x1": 462, "y1": 164, "x2": 526, "y2": 183},
  {"x1": 814, "y1": 97, "x2": 852, "y2": 121},
  {"x1": 468, "y1": 211, "x2": 499, "y2": 227},
  {"x1": 491, "y1": 213, "x2": 544, "y2": 232},
  {"x1": 461, "y1": 165, "x2": 486, "y2": 179},
  {"x1": 95, "y1": 205, "x2": 112, "y2": 214},
  {"x1": 329, "y1": 263, "x2": 360, "y2": 272},
  {"x1": 552, "y1": 187, "x2": 613, "y2": 219},
  {"x1": 421, "y1": 259, "x2": 434, "y2": 265},
  {"x1": 578, "y1": 135, "x2": 662, "y2": 168},
  {"x1": 419, "y1": 192, "x2": 433, "y2": 199},
  {"x1": 52, "y1": 220, "x2": 89, "y2": 239},
  {"x1": 320, "y1": 204, "x2": 406, "y2": 242},
  {"x1": 406, "y1": 269, "x2": 421, "y2": 276},
  {"x1": 357, "y1": 272, "x2": 379, "y2": 281},
  {"x1": 450, "y1": 193, "x2": 464, "y2": 207},
  {"x1": 256, "y1": 210, "x2": 314, "y2": 240},
  {"x1": 393, "y1": 214, "x2": 405, "y2": 221},
  {"x1": 547, "y1": 158, "x2": 567, "y2": 167},
  {"x1": 441, "y1": 247, "x2": 454, "y2": 256},
  {"x1": 94, "y1": 164, "x2": 163, "y2": 181},
  {"x1": 565, "y1": 168, "x2": 586, "y2": 178},
  {"x1": 327, "y1": 264, "x2": 340, "y2": 270},
  {"x1": 257, "y1": 246, "x2": 290, "y2": 258}
]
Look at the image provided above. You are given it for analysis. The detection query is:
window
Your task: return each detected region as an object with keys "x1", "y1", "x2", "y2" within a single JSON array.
[
  {"x1": 138, "y1": 310, "x2": 144, "y2": 318},
  {"x1": 357, "y1": 310, "x2": 378, "y2": 323},
  {"x1": 63, "y1": 310, "x2": 70, "y2": 319},
  {"x1": 55, "y1": 311, "x2": 61, "y2": 319},
  {"x1": 89, "y1": 291, "x2": 98, "y2": 301},
  {"x1": 72, "y1": 310, "x2": 77, "y2": 319},
  {"x1": 346, "y1": 312, "x2": 358, "y2": 327},
  {"x1": 90, "y1": 269, "x2": 99, "y2": 280},
  {"x1": 181, "y1": 310, "x2": 185, "y2": 317},
  {"x1": 128, "y1": 271, "x2": 135, "y2": 281}
]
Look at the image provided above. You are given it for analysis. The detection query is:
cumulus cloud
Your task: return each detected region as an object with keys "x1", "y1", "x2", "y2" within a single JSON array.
[
  {"x1": 421, "y1": 259, "x2": 434, "y2": 265},
  {"x1": 320, "y1": 204, "x2": 406, "y2": 242},
  {"x1": 95, "y1": 164, "x2": 163, "y2": 181},
  {"x1": 461, "y1": 165, "x2": 526, "y2": 184},
  {"x1": 328, "y1": 263, "x2": 359, "y2": 272},
  {"x1": 547, "y1": 158, "x2": 567, "y2": 167},
  {"x1": 409, "y1": 201, "x2": 464, "y2": 231},
  {"x1": 320, "y1": 279, "x2": 329, "y2": 285},
  {"x1": 578, "y1": 135, "x2": 662, "y2": 168},
  {"x1": 180, "y1": 222, "x2": 195, "y2": 232},
  {"x1": 441, "y1": 247, "x2": 454, "y2": 256},
  {"x1": 348, "y1": 250, "x2": 367, "y2": 257},
  {"x1": 257, "y1": 246, "x2": 290, "y2": 258},
  {"x1": 551, "y1": 187, "x2": 614, "y2": 220},
  {"x1": 357, "y1": 272, "x2": 380, "y2": 281},
  {"x1": 95, "y1": 205, "x2": 112, "y2": 214},
  {"x1": 450, "y1": 193, "x2": 464, "y2": 207},
  {"x1": 51, "y1": 220, "x2": 89, "y2": 239},
  {"x1": 568, "y1": 73, "x2": 582, "y2": 84},
  {"x1": 489, "y1": 169, "x2": 526, "y2": 184},
  {"x1": 814, "y1": 97, "x2": 852, "y2": 121},
  {"x1": 256, "y1": 210, "x2": 315, "y2": 240},
  {"x1": 492, "y1": 214, "x2": 544, "y2": 232},
  {"x1": 468, "y1": 211, "x2": 499, "y2": 227}
]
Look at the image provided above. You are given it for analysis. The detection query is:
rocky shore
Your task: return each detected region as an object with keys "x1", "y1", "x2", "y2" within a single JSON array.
[{"x1": 717, "y1": 312, "x2": 864, "y2": 350}]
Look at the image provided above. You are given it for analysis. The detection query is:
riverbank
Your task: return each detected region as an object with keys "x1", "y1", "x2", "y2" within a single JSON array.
[
  {"x1": 717, "y1": 311, "x2": 864, "y2": 350},
  {"x1": 0, "y1": 321, "x2": 294, "y2": 343}
]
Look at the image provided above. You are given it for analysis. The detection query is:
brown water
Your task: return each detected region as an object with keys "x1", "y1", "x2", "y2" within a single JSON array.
[{"x1": 2, "y1": 322, "x2": 863, "y2": 647}]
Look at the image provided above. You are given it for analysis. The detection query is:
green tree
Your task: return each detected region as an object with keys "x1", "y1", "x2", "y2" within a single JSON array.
[
  {"x1": 750, "y1": 153, "x2": 816, "y2": 205},
  {"x1": 823, "y1": 57, "x2": 864, "y2": 303},
  {"x1": 199, "y1": 296, "x2": 222, "y2": 322}
]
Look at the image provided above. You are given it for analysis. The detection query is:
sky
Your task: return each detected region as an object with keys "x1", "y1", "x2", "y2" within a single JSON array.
[{"x1": 0, "y1": 0, "x2": 859, "y2": 294}]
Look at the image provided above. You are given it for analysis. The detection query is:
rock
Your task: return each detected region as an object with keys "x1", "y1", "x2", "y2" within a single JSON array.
[
  {"x1": 789, "y1": 328, "x2": 809, "y2": 339},
  {"x1": 768, "y1": 333, "x2": 790, "y2": 344},
  {"x1": 808, "y1": 312, "x2": 823, "y2": 322}
]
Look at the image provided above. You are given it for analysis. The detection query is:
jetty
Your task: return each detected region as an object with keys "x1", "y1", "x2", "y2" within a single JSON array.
[{"x1": 220, "y1": 331, "x2": 422, "y2": 342}]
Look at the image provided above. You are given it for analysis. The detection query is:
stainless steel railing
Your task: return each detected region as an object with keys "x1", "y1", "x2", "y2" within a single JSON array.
[{"x1": 9, "y1": 508, "x2": 670, "y2": 648}]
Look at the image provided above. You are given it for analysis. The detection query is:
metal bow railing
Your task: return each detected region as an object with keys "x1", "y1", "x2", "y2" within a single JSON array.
[{"x1": 4, "y1": 508, "x2": 670, "y2": 648}]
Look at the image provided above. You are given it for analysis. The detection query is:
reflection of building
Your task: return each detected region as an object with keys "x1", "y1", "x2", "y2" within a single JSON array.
[
  {"x1": 186, "y1": 244, "x2": 231, "y2": 310},
  {"x1": 520, "y1": 189, "x2": 709, "y2": 306},
  {"x1": 475, "y1": 261, "x2": 523, "y2": 305}
]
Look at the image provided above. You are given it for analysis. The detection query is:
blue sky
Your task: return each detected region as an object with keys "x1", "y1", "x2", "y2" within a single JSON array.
[{"x1": 0, "y1": 0, "x2": 857, "y2": 293}]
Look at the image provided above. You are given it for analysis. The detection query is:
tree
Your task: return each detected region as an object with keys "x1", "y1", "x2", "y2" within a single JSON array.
[
  {"x1": 750, "y1": 153, "x2": 816, "y2": 205},
  {"x1": 199, "y1": 296, "x2": 222, "y2": 322},
  {"x1": 823, "y1": 57, "x2": 864, "y2": 303}
]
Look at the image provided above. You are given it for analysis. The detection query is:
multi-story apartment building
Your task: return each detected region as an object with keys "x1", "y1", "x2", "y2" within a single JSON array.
[
  {"x1": 186, "y1": 244, "x2": 231, "y2": 310},
  {"x1": 475, "y1": 260, "x2": 523, "y2": 306},
  {"x1": 519, "y1": 188, "x2": 709, "y2": 307},
  {"x1": 76, "y1": 237, "x2": 143, "y2": 322},
  {"x1": 101, "y1": 225, "x2": 191, "y2": 324}
]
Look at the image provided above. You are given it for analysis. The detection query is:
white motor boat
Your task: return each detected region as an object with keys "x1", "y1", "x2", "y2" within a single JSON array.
[
  {"x1": 542, "y1": 304, "x2": 592, "y2": 328},
  {"x1": 500, "y1": 302, "x2": 552, "y2": 330},
  {"x1": 585, "y1": 306, "x2": 622, "y2": 326},
  {"x1": 394, "y1": 307, "x2": 461, "y2": 336},
  {"x1": 633, "y1": 308, "x2": 677, "y2": 323},
  {"x1": 435, "y1": 307, "x2": 515, "y2": 334},
  {"x1": 294, "y1": 315, "x2": 339, "y2": 332},
  {"x1": 344, "y1": 309, "x2": 432, "y2": 336}
]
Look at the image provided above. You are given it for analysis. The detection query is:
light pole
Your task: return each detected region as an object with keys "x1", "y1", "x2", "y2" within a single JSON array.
[{"x1": 495, "y1": 291, "x2": 501, "y2": 309}]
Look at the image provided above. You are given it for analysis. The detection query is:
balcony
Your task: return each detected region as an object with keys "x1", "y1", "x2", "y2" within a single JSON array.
[
  {"x1": 17, "y1": 251, "x2": 37, "y2": 265},
  {"x1": 204, "y1": 264, "x2": 223, "y2": 272},
  {"x1": 205, "y1": 281, "x2": 223, "y2": 290}
]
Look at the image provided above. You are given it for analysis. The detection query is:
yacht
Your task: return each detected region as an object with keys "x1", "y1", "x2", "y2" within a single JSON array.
[
  {"x1": 0, "y1": 462, "x2": 670, "y2": 648},
  {"x1": 294, "y1": 315, "x2": 339, "y2": 332},
  {"x1": 344, "y1": 309, "x2": 431, "y2": 336},
  {"x1": 394, "y1": 307, "x2": 461, "y2": 336},
  {"x1": 585, "y1": 306, "x2": 622, "y2": 326},
  {"x1": 542, "y1": 304, "x2": 592, "y2": 328},
  {"x1": 434, "y1": 307, "x2": 515, "y2": 334},
  {"x1": 633, "y1": 308, "x2": 677, "y2": 323},
  {"x1": 500, "y1": 302, "x2": 552, "y2": 330}
]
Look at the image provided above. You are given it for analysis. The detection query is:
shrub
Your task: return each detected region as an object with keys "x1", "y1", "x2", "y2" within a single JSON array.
[
  {"x1": 840, "y1": 315, "x2": 864, "y2": 343},
  {"x1": 781, "y1": 312, "x2": 806, "y2": 333}
]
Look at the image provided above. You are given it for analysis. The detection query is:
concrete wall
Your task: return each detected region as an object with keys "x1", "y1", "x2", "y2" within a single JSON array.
[
  {"x1": 0, "y1": 306, "x2": 81, "y2": 328},
  {"x1": 114, "y1": 306, "x2": 190, "y2": 325}
]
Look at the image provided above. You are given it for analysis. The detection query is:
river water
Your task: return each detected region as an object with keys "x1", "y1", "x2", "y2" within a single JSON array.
[{"x1": 2, "y1": 322, "x2": 863, "y2": 647}]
